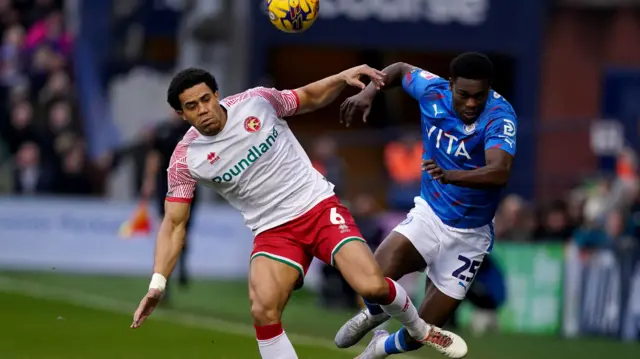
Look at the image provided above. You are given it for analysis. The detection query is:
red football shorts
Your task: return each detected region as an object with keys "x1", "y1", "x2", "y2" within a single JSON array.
[{"x1": 250, "y1": 195, "x2": 366, "y2": 289}]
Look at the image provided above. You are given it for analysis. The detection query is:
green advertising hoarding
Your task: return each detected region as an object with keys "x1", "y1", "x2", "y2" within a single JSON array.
[{"x1": 413, "y1": 243, "x2": 565, "y2": 334}]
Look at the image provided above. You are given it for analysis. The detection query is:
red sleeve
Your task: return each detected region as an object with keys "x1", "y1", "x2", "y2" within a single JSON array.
[
  {"x1": 165, "y1": 138, "x2": 197, "y2": 203},
  {"x1": 251, "y1": 87, "x2": 300, "y2": 117}
]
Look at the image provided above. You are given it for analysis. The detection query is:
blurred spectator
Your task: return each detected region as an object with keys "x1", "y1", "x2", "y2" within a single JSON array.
[
  {"x1": 38, "y1": 69, "x2": 72, "y2": 104},
  {"x1": 566, "y1": 188, "x2": 587, "y2": 229},
  {"x1": 573, "y1": 209, "x2": 636, "y2": 251},
  {"x1": 45, "y1": 98, "x2": 79, "y2": 156},
  {"x1": 3, "y1": 100, "x2": 43, "y2": 153},
  {"x1": 494, "y1": 194, "x2": 536, "y2": 243},
  {"x1": 352, "y1": 193, "x2": 385, "y2": 251},
  {"x1": 384, "y1": 132, "x2": 422, "y2": 211},
  {"x1": 0, "y1": 24, "x2": 26, "y2": 90},
  {"x1": 534, "y1": 200, "x2": 574, "y2": 242},
  {"x1": 29, "y1": 44, "x2": 65, "y2": 92},
  {"x1": 55, "y1": 141, "x2": 92, "y2": 195},
  {"x1": 0, "y1": 0, "x2": 19, "y2": 30},
  {"x1": 24, "y1": 10, "x2": 71, "y2": 57},
  {"x1": 12, "y1": 141, "x2": 55, "y2": 194},
  {"x1": 311, "y1": 136, "x2": 347, "y2": 197}
]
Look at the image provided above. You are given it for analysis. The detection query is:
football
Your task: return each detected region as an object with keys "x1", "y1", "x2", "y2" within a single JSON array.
[{"x1": 267, "y1": 0, "x2": 320, "y2": 33}]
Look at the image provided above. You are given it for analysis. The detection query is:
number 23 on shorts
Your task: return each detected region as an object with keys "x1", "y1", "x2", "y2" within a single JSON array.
[{"x1": 452, "y1": 255, "x2": 482, "y2": 284}]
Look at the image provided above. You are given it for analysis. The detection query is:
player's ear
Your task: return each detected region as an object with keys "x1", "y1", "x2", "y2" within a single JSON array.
[
  {"x1": 175, "y1": 110, "x2": 185, "y2": 121},
  {"x1": 213, "y1": 90, "x2": 220, "y2": 100},
  {"x1": 448, "y1": 78, "x2": 454, "y2": 92}
]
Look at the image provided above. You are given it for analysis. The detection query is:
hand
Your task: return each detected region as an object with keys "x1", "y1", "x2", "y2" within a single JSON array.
[
  {"x1": 340, "y1": 90, "x2": 376, "y2": 127},
  {"x1": 130, "y1": 288, "x2": 163, "y2": 328},
  {"x1": 422, "y1": 159, "x2": 449, "y2": 184},
  {"x1": 339, "y1": 65, "x2": 385, "y2": 91}
]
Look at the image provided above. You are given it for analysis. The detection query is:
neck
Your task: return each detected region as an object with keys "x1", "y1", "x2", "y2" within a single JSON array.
[{"x1": 218, "y1": 104, "x2": 228, "y2": 132}]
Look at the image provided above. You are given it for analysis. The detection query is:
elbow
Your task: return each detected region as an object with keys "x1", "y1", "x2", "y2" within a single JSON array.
[
  {"x1": 492, "y1": 168, "x2": 511, "y2": 186},
  {"x1": 396, "y1": 62, "x2": 415, "y2": 76},
  {"x1": 294, "y1": 87, "x2": 321, "y2": 113}
]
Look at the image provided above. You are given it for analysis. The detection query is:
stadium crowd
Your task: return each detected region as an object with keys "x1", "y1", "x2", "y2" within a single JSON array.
[{"x1": 0, "y1": 0, "x2": 93, "y2": 195}]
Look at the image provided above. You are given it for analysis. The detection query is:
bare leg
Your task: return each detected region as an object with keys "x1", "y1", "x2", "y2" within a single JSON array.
[{"x1": 249, "y1": 256, "x2": 300, "y2": 359}]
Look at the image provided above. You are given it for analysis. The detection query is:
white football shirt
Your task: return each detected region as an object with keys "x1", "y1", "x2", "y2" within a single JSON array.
[{"x1": 165, "y1": 87, "x2": 335, "y2": 235}]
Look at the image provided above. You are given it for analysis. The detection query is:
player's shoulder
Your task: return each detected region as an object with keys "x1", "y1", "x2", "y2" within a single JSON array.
[
  {"x1": 486, "y1": 91, "x2": 517, "y2": 118},
  {"x1": 479, "y1": 92, "x2": 517, "y2": 129},
  {"x1": 220, "y1": 87, "x2": 290, "y2": 108},
  {"x1": 172, "y1": 127, "x2": 200, "y2": 158},
  {"x1": 408, "y1": 68, "x2": 448, "y2": 87}
]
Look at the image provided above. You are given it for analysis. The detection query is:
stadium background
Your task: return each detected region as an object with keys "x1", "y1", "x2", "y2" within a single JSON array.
[{"x1": 1, "y1": 0, "x2": 640, "y2": 358}]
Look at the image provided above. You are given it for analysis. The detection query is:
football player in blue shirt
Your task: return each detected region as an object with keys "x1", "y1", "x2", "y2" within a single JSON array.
[{"x1": 335, "y1": 53, "x2": 517, "y2": 358}]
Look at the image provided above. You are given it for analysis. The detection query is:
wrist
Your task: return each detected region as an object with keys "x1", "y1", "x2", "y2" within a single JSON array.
[
  {"x1": 149, "y1": 273, "x2": 167, "y2": 292},
  {"x1": 361, "y1": 84, "x2": 378, "y2": 98}
]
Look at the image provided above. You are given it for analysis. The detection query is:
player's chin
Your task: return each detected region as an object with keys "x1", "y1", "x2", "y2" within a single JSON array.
[
  {"x1": 199, "y1": 124, "x2": 219, "y2": 136},
  {"x1": 461, "y1": 113, "x2": 478, "y2": 122}
]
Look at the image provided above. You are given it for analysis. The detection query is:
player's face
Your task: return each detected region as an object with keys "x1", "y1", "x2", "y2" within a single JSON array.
[
  {"x1": 449, "y1": 78, "x2": 490, "y2": 124},
  {"x1": 177, "y1": 83, "x2": 226, "y2": 136}
]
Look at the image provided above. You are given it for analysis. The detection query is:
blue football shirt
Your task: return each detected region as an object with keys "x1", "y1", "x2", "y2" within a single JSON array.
[{"x1": 402, "y1": 68, "x2": 518, "y2": 229}]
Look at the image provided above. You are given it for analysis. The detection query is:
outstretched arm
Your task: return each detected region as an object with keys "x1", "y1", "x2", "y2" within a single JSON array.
[
  {"x1": 149, "y1": 140, "x2": 197, "y2": 290},
  {"x1": 340, "y1": 63, "x2": 431, "y2": 125},
  {"x1": 131, "y1": 200, "x2": 191, "y2": 329},
  {"x1": 294, "y1": 65, "x2": 385, "y2": 115},
  {"x1": 356, "y1": 62, "x2": 417, "y2": 100},
  {"x1": 152, "y1": 200, "x2": 191, "y2": 280},
  {"x1": 132, "y1": 144, "x2": 196, "y2": 329}
]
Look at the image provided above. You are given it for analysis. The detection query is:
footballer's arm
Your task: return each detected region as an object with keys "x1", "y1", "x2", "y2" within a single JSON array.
[
  {"x1": 357, "y1": 62, "x2": 417, "y2": 99},
  {"x1": 426, "y1": 149, "x2": 513, "y2": 189},
  {"x1": 153, "y1": 200, "x2": 191, "y2": 279},
  {"x1": 294, "y1": 64, "x2": 385, "y2": 114}
]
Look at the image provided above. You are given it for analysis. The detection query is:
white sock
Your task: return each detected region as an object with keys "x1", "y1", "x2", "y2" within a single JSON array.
[
  {"x1": 257, "y1": 331, "x2": 298, "y2": 359},
  {"x1": 379, "y1": 278, "x2": 430, "y2": 340}
]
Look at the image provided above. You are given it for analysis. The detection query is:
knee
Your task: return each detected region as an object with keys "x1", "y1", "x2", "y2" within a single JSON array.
[
  {"x1": 357, "y1": 276, "x2": 390, "y2": 304},
  {"x1": 250, "y1": 297, "x2": 282, "y2": 326}
]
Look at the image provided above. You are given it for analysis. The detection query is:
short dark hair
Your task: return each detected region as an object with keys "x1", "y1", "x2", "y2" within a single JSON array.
[
  {"x1": 450, "y1": 52, "x2": 494, "y2": 83},
  {"x1": 167, "y1": 68, "x2": 219, "y2": 111}
]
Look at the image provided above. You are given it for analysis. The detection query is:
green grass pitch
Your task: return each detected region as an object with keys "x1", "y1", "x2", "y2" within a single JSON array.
[{"x1": 0, "y1": 270, "x2": 636, "y2": 359}]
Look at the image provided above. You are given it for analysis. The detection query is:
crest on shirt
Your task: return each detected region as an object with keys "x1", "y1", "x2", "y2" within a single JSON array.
[
  {"x1": 244, "y1": 117, "x2": 261, "y2": 133},
  {"x1": 463, "y1": 123, "x2": 476, "y2": 135},
  {"x1": 207, "y1": 152, "x2": 220, "y2": 164},
  {"x1": 419, "y1": 70, "x2": 438, "y2": 80}
]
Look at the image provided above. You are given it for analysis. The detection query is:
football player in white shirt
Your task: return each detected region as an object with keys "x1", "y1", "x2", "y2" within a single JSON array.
[{"x1": 130, "y1": 67, "x2": 467, "y2": 359}]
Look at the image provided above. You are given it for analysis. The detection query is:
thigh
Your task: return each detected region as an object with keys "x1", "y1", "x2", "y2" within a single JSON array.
[
  {"x1": 332, "y1": 239, "x2": 384, "y2": 293},
  {"x1": 252, "y1": 228, "x2": 314, "y2": 290},
  {"x1": 391, "y1": 198, "x2": 441, "y2": 269},
  {"x1": 374, "y1": 231, "x2": 427, "y2": 281},
  {"x1": 309, "y1": 196, "x2": 367, "y2": 266},
  {"x1": 427, "y1": 228, "x2": 492, "y2": 301},
  {"x1": 249, "y1": 256, "x2": 300, "y2": 323}
]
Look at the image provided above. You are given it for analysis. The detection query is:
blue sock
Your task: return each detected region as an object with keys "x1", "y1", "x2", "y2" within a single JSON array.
[
  {"x1": 383, "y1": 327, "x2": 423, "y2": 354},
  {"x1": 363, "y1": 299, "x2": 384, "y2": 315}
]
